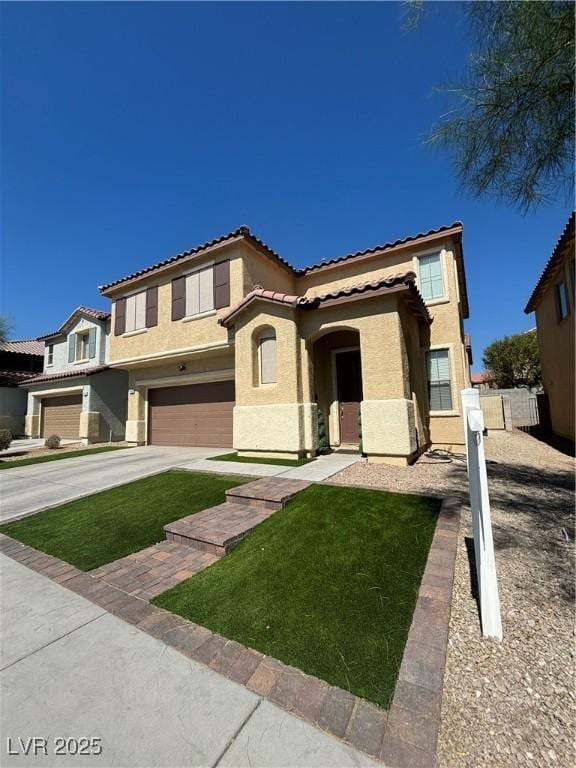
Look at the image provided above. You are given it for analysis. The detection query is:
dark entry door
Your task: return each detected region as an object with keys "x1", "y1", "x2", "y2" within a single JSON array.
[{"x1": 336, "y1": 349, "x2": 363, "y2": 445}]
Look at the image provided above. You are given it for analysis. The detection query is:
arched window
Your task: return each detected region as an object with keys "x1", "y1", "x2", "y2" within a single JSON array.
[{"x1": 258, "y1": 328, "x2": 277, "y2": 384}]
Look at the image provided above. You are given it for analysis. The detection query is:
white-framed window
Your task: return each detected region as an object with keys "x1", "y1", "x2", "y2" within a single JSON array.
[
  {"x1": 75, "y1": 331, "x2": 90, "y2": 361},
  {"x1": 426, "y1": 349, "x2": 453, "y2": 411},
  {"x1": 125, "y1": 291, "x2": 147, "y2": 332},
  {"x1": 259, "y1": 329, "x2": 277, "y2": 384},
  {"x1": 186, "y1": 265, "x2": 214, "y2": 317},
  {"x1": 556, "y1": 279, "x2": 570, "y2": 321},
  {"x1": 47, "y1": 344, "x2": 54, "y2": 366},
  {"x1": 418, "y1": 252, "x2": 445, "y2": 301}
]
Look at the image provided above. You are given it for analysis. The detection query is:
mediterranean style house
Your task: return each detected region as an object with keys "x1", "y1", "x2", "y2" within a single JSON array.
[
  {"x1": 525, "y1": 212, "x2": 575, "y2": 447},
  {"x1": 22, "y1": 307, "x2": 128, "y2": 442},
  {"x1": 0, "y1": 339, "x2": 44, "y2": 435},
  {"x1": 99, "y1": 222, "x2": 471, "y2": 465}
]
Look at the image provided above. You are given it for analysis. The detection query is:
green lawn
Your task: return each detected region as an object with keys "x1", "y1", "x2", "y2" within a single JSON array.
[
  {"x1": 154, "y1": 484, "x2": 440, "y2": 708},
  {"x1": 0, "y1": 471, "x2": 249, "y2": 571},
  {"x1": 0, "y1": 446, "x2": 129, "y2": 470},
  {"x1": 209, "y1": 452, "x2": 314, "y2": 467}
]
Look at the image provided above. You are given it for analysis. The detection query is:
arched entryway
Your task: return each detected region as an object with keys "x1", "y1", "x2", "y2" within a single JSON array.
[{"x1": 311, "y1": 329, "x2": 363, "y2": 449}]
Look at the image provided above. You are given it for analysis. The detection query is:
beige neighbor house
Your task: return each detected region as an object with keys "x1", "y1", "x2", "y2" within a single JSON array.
[
  {"x1": 525, "y1": 211, "x2": 575, "y2": 446},
  {"x1": 22, "y1": 307, "x2": 128, "y2": 442},
  {"x1": 99, "y1": 223, "x2": 471, "y2": 465}
]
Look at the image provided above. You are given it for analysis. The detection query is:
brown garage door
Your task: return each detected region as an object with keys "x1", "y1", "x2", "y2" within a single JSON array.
[
  {"x1": 148, "y1": 380, "x2": 235, "y2": 447},
  {"x1": 41, "y1": 395, "x2": 82, "y2": 438}
]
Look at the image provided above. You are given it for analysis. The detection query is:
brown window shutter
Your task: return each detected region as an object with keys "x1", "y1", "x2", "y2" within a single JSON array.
[
  {"x1": 172, "y1": 276, "x2": 186, "y2": 320},
  {"x1": 146, "y1": 286, "x2": 158, "y2": 327},
  {"x1": 114, "y1": 298, "x2": 126, "y2": 336},
  {"x1": 214, "y1": 260, "x2": 230, "y2": 309}
]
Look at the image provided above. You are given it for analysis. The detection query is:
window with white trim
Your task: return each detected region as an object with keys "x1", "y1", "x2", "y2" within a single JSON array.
[
  {"x1": 47, "y1": 344, "x2": 54, "y2": 366},
  {"x1": 426, "y1": 349, "x2": 453, "y2": 411},
  {"x1": 125, "y1": 291, "x2": 147, "y2": 332},
  {"x1": 186, "y1": 266, "x2": 214, "y2": 317},
  {"x1": 75, "y1": 331, "x2": 90, "y2": 361},
  {"x1": 418, "y1": 253, "x2": 445, "y2": 301},
  {"x1": 259, "y1": 330, "x2": 277, "y2": 384},
  {"x1": 556, "y1": 279, "x2": 570, "y2": 321}
]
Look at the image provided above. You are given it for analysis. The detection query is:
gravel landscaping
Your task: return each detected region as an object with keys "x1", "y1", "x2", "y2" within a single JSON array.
[{"x1": 331, "y1": 430, "x2": 575, "y2": 768}]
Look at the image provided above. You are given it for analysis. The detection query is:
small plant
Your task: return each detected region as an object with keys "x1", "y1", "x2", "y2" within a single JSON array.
[
  {"x1": 0, "y1": 429, "x2": 12, "y2": 451},
  {"x1": 317, "y1": 407, "x2": 329, "y2": 455},
  {"x1": 44, "y1": 434, "x2": 61, "y2": 450}
]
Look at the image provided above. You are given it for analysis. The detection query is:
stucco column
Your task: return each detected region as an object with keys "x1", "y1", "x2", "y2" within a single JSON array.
[
  {"x1": 24, "y1": 393, "x2": 41, "y2": 438},
  {"x1": 359, "y1": 311, "x2": 417, "y2": 464},
  {"x1": 125, "y1": 385, "x2": 147, "y2": 444}
]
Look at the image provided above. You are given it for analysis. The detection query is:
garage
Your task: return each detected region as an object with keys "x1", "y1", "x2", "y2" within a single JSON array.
[
  {"x1": 41, "y1": 394, "x2": 82, "y2": 438},
  {"x1": 148, "y1": 380, "x2": 235, "y2": 448}
]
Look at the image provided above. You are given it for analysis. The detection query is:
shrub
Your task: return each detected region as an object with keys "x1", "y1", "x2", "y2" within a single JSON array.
[
  {"x1": 317, "y1": 408, "x2": 329, "y2": 455},
  {"x1": 44, "y1": 434, "x2": 61, "y2": 449},
  {"x1": 0, "y1": 429, "x2": 12, "y2": 451}
]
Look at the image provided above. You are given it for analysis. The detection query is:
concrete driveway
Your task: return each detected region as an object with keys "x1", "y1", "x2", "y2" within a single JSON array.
[
  {"x1": 0, "y1": 555, "x2": 377, "y2": 767},
  {"x1": 0, "y1": 446, "x2": 221, "y2": 523}
]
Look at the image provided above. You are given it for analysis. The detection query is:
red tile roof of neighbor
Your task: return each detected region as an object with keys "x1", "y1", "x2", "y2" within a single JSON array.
[
  {"x1": 525, "y1": 211, "x2": 575, "y2": 313},
  {"x1": 219, "y1": 272, "x2": 432, "y2": 327},
  {"x1": 98, "y1": 222, "x2": 468, "y2": 317},
  {"x1": 470, "y1": 372, "x2": 495, "y2": 384},
  {"x1": 38, "y1": 306, "x2": 111, "y2": 341},
  {"x1": 20, "y1": 365, "x2": 109, "y2": 387},
  {"x1": 0, "y1": 369, "x2": 38, "y2": 385},
  {"x1": 0, "y1": 339, "x2": 45, "y2": 356}
]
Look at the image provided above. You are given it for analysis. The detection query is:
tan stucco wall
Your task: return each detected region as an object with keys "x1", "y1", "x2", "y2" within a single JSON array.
[{"x1": 534, "y1": 256, "x2": 575, "y2": 442}]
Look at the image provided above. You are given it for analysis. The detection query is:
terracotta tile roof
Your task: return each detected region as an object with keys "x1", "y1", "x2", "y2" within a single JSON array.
[
  {"x1": 220, "y1": 272, "x2": 431, "y2": 327},
  {"x1": 20, "y1": 365, "x2": 109, "y2": 386},
  {"x1": 0, "y1": 369, "x2": 38, "y2": 385},
  {"x1": 99, "y1": 226, "x2": 294, "y2": 294},
  {"x1": 296, "y1": 222, "x2": 464, "y2": 275},
  {"x1": 219, "y1": 286, "x2": 302, "y2": 327},
  {"x1": 471, "y1": 372, "x2": 495, "y2": 384},
  {"x1": 0, "y1": 339, "x2": 44, "y2": 356},
  {"x1": 38, "y1": 306, "x2": 111, "y2": 341},
  {"x1": 525, "y1": 212, "x2": 575, "y2": 313}
]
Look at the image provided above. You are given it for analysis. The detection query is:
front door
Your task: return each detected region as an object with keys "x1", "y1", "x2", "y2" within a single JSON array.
[{"x1": 336, "y1": 349, "x2": 363, "y2": 445}]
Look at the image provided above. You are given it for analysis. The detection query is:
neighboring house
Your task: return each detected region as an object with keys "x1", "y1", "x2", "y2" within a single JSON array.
[
  {"x1": 22, "y1": 307, "x2": 128, "y2": 442},
  {"x1": 525, "y1": 211, "x2": 575, "y2": 446},
  {"x1": 471, "y1": 371, "x2": 496, "y2": 391},
  {"x1": 99, "y1": 222, "x2": 470, "y2": 464},
  {"x1": 0, "y1": 339, "x2": 44, "y2": 436}
]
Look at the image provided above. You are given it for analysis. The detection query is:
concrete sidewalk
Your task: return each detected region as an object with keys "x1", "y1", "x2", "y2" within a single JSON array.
[
  {"x1": 0, "y1": 446, "x2": 222, "y2": 523},
  {"x1": 175, "y1": 453, "x2": 360, "y2": 482},
  {"x1": 0, "y1": 555, "x2": 378, "y2": 767}
]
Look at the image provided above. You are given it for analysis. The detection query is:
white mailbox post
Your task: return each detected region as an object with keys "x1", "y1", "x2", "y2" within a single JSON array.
[{"x1": 461, "y1": 388, "x2": 502, "y2": 640}]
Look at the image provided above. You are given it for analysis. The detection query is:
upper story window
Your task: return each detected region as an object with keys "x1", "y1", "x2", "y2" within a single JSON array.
[
  {"x1": 68, "y1": 328, "x2": 96, "y2": 363},
  {"x1": 186, "y1": 266, "x2": 214, "y2": 317},
  {"x1": 418, "y1": 253, "x2": 445, "y2": 301},
  {"x1": 258, "y1": 329, "x2": 277, "y2": 384},
  {"x1": 426, "y1": 348, "x2": 453, "y2": 411},
  {"x1": 47, "y1": 344, "x2": 54, "y2": 366},
  {"x1": 171, "y1": 260, "x2": 230, "y2": 321},
  {"x1": 114, "y1": 287, "x2": 158, "y2": 336},
  {"x1": 556, "y1": 279, "x2": 570, "y2": 321},
  {"x1": 125, "y1": 291, "x2": 147, "y2": 332}
]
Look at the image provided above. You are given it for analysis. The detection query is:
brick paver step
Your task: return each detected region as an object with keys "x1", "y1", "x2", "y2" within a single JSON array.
[
  {"x1": 164, "y1": 501, "x2": 277, "y2": 554},
  {"x1": 225, "y1": 477, "x2": 310, "y2": 510}
]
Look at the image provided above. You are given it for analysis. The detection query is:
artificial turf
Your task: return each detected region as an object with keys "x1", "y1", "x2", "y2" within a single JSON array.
[
  {"x1": 153, "y1": 483, "x2": 440, "y2": 708},
  {"x1": 209, "y1": 452, "x2": 314, "y2": 467},
  {"x1": 0, "y1": 471, "x2": 249, "y2": 571},
  {"x1": 0, "y1": 445, "x2": 129, "y2": 470}
]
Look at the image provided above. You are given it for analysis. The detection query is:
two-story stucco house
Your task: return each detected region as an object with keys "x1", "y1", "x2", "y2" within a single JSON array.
[
  {"x1": 525, "y1": 211, "x2": 575, "y2": 447},
  {"x1": 99, "y1": 223, "x2": 470, "y2": 464},
  {"x1": 22, "y1": 307, "x2": 128, "y2": 442}
]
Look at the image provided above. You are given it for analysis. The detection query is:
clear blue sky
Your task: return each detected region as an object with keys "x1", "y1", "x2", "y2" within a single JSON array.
[{"x1": 1, "y1": 2, "x2": 571, "y2": 370}]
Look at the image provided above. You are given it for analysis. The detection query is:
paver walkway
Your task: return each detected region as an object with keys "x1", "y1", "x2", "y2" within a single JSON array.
[
  {"x1": 90, "y1": 541, "x2": 218, "y2": 600},
  {"x1": 1, "y1": 554, "x2": 378, "y2": 767}
]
